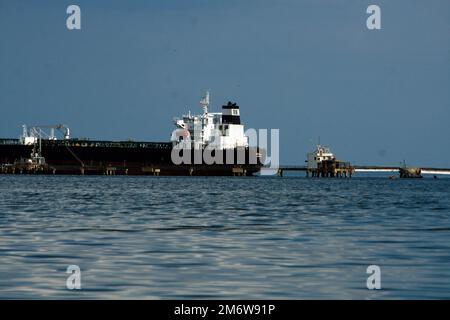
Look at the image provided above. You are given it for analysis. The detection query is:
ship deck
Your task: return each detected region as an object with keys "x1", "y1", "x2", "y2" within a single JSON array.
[{"x1": 0, "y1": 138, "x2": 172, "y2": 149}]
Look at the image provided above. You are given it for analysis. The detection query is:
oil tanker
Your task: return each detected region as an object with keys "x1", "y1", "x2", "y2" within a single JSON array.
[{"x1": 0, "y1": 92, "x2": 264, "y2": 176}]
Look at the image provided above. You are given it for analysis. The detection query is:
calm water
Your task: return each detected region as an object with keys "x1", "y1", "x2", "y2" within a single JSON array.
[{"x1": 0, "y1": 175, "x2": 449, "y2": 299}]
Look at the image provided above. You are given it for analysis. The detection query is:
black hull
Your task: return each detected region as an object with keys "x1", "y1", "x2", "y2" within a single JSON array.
[{"x1": 0, "y1": 139, "x2": 262, "y2": 176}]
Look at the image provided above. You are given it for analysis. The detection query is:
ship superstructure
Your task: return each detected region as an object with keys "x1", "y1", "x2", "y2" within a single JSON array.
[{"x1": 171, "y1": 91, "x2": 249, "y2": 150}]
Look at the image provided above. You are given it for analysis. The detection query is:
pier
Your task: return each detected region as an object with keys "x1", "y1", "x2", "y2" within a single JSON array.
[
  {"x1": 266, "y1": 144, "x2": 450, "y2": 178},
  {"x1": 274, "y1": 164, "x2": 354, "y2": 178},
  {"x1": 267, "y1": 165, "x2": 450, "y2": 177}
]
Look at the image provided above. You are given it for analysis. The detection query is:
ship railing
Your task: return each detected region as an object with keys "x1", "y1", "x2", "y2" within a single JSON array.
[
  {"x1": 37, "y1": 139, "x2": 173, "y2": 149},
  {"x1": 0, "y1": 139, "x2": 21, "y2": 145},
  {"x1": 0, "y1": 136, "x2": 172, "y2": 149}
]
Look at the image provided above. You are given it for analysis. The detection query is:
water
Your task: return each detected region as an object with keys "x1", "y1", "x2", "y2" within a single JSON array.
[{"x1": 0, "y1": 175, "x2": 449, "y2": 299}]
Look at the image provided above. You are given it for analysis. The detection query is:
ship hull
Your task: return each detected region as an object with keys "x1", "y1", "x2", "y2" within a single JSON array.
[{"x1": 0, "y1": 139, "x2": 262, "y2": 176}]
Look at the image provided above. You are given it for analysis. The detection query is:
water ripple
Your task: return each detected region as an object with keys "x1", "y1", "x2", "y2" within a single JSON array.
[{"x1": 0, "y1": 176, "x2": 449, "y2": 299}]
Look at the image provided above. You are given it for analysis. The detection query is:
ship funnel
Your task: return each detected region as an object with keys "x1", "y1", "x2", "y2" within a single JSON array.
[{"x1": 221, "y1": 101, "x2": 241, "y2": 125}]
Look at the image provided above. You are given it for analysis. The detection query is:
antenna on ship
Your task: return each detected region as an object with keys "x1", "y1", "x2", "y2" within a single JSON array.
[{"x1": 200, "y1": 91, "x2": 210, "y2": 115}]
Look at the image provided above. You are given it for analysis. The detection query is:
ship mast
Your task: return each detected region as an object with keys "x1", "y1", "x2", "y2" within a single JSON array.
[{"x1": 200, "y1": 91, "x2": 210, "y2": 115}]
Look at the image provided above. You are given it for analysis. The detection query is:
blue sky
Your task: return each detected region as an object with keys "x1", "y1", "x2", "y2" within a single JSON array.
[{"x1": 0, "y1": 0, "x2": 449, "y2": 166}]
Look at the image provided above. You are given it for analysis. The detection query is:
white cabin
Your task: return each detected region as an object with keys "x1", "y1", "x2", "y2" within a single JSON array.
[
  {"x1": 307, "y1": 145, "x2": 335, "y2": 169},
  {"x1": 171, "y1": 91, "x2": 249, "y2": 150}
]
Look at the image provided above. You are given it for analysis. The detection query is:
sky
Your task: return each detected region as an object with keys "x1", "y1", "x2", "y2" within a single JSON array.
[{"x1": 0, "y1": 0, "x2": 449, "y2": 166}]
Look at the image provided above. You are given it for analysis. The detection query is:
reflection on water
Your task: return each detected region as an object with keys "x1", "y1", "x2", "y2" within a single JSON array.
[{"x1": 0, "y1": 175, "x2": 449, "y2": 299}]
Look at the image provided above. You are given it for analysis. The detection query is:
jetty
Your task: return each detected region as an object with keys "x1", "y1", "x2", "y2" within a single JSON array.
[
  {"x1": 269, "y1": 165, "x2": 450, "y2": 177},
  {"x1": 267, "y1": 145, "x2": 450, "y2": 178}
]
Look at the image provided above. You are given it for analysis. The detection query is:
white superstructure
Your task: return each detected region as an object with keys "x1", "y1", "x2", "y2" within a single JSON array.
[
  {"x1": 171, "y1": 91, "x2": 249, "y2": 150},
  {"x1": 307, "y1": 145, "x2": 336, "y2": 169}
]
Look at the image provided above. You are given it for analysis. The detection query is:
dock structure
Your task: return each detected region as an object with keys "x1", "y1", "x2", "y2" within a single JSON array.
[
  {"x1": 271, "y1": 145, "x2": 450, "y2": 178},
  {"x1": 276, "y1": 166, "x2": 306, "y2": 177},
  {"x1": 354, "y1": 165, "x2": 450, "y2": 177},
  {"x1": 308, "y1": 160, "x2": 354, "y2": 178},
  {"x1": 275, "y1": 161, "x2": 354, "y2": 178},
  {"x1": 1, "y1": 159, "x2": 51, "y2": 175},
  {"x1": 271, "y1": 165, "x2": 450, "y2": 178},
  {"x1": 303, "y1": 144, "x2": 354, "y2": 178}
]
